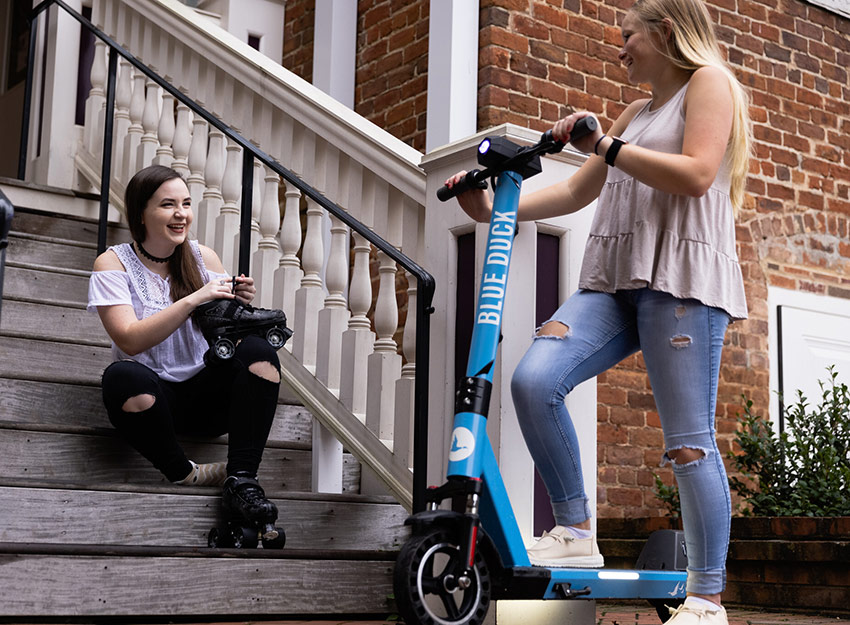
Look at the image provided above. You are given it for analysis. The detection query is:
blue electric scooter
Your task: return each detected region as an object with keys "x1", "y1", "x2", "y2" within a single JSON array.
[{"x1": 393, "y1": 118, "x2": 688, "y2": 625}]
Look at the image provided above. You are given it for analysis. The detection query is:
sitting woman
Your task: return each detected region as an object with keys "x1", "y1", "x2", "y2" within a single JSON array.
[{"x1": 88, "y1": 164, "x2": 284, "y2": 542}]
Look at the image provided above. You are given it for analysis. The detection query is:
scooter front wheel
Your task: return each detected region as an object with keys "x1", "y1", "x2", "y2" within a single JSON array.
[{"x1": 393, "y1": 527, "x2": 491, "y2": 625}]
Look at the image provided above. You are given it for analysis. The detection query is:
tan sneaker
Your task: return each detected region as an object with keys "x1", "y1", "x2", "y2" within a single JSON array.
[
  {"x1": 663, "y1": 598, "x2": 728, "y2": 625},
  {"x1": 527, "y1": 525, "x2": 604, "y2": 568}
]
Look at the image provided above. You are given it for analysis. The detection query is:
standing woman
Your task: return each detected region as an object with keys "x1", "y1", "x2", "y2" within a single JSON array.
[
  {"x1": 88, "y1": 165, "x2": 284, "y2": 540},
  {"x1": 446, "y1": 0, "x2": 751, "y2": 622}
]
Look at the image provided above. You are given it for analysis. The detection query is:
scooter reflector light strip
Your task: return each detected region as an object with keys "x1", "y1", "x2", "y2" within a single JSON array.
[{"x1": 598, "y1": 571, "x2": 640, "y2": 581}]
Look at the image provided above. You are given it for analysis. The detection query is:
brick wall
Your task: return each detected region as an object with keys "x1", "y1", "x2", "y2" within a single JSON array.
[
  {"x1": 478, "y1": 0, "x2": 850, "y2": 519},
  {"x1": 281, "y1": 0, "x2": 314, "y2": 83},
  {"x1": 280, "y1": 0, "x2": 849, "y2": 518}
]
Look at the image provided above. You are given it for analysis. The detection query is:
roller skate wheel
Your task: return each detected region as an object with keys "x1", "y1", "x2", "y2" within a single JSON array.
[
  {"x1": 266, "y1": 327, "x2": 286, "y2": 348},
  {"x1": 262, "y1": 529, "x2": 286, "y2": 550},
  {"x1": 213, "y1": 337, "x2": 236, "y2": 360},
  {"x1": 208, "y1": 527, "x2": 226, "y2": 548},
  {"x1": 229, "y1": 525, "x2": 259, "y2": 549}
]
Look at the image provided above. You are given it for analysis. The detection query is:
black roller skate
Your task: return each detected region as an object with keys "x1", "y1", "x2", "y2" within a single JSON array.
[
  {"x1": 207, "y1": 473, "x2": 286, "y2": 549},
  {"x1": 193, "y1": 298, "x2": 292, "y2": 363}
]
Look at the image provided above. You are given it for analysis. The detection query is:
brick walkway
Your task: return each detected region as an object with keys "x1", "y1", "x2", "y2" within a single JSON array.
[{"x1": 596, "y1": 601, "x2": 847, "y2": 625}]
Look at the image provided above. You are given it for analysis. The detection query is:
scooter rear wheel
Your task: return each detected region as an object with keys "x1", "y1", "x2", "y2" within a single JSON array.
[{"x1": 393, "y1": 527, "x2": 491, "y2": 625}]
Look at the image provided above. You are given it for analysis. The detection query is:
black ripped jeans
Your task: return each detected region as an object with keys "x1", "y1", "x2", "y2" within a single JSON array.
[{"x1": 101, "y1": 335, "x2": 280, "y2": 482}]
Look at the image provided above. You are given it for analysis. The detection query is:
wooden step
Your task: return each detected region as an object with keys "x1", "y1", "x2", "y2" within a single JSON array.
[
  {"x1": 1, "y1": 263, "x2": 91, "y2": 305},
  {"x1": 8, "y1": 206, "x2": 129, "y2": 246},
  {"x1": 0, "y1": 299, "x2": 109, "y2": 344},
  {"x1": 0, "y1": 546, "x2": 397, "y2": 616},
  {"x1": 0, "y1": 334, "x2": 112, "y2": 383},
  {"x1": 6, "y1": 233, "x2": 98, "y2": 272},
  {"x1": 0, "y1": 378, "x2": 314, "y2": 447},
  {"x1": 0, "y1": 485, "x2": 408, "y2": 551},
  {"x1": 0, "y1": 428, "x2": 360, "y2": 493}
]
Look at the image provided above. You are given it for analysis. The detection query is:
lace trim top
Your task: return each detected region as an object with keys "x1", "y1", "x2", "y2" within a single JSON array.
[
  {"x1": 578, "y1": 82, "x2": 748, "y2": 320},
  {"x1": 87, "y1": 241, "x2": 227, "y2": 382}
]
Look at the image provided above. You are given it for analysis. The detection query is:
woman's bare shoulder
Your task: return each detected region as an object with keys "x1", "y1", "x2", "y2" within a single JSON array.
[{"x1": 93, "y1": 248, "x2": 125, "y2": 272}]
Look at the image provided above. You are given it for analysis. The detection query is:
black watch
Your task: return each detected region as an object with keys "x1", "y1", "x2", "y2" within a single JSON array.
[{"x1": 604, "y1": 137, "x2": 628, "y2": 166}]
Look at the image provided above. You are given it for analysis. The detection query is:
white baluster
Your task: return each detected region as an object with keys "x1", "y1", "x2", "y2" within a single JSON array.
[
  {"x1": 250, "y1": 158, "x2": 263, "y2": 257},
  {"x1": 196, "y1": 128, "x2": 224, "y2": 247},
  {"x1": 252, "y1": 168, "x2": 282, "y2": 308},
  {"x1": 339, "y1": 232, "x2": 375, "y2": 420},
  {"x1": 316, "y1": 216, "x2": 351, "y2": 392},
  {"x1": 171, "y1": 102, "x2": 192, "y2": 179},
  {"x1": 111, "y1": 59, "x2": 132, "y2": 185},
  {"x1": 312, "y1": 216, "x2": 351, "y2": 494},
  {"x1": 366, "y1": 250, "x2": 401, "y2": 445},
  {"x1": 186, "y1": 116, "x2": 208, "y2": 241},
  {"x1": 84, "y1": 40, "x2": 107, "y2": 156},
  {"x1": 122, "y1": 71, "x2": 146, "y2": 180},
  {"x1": 273, "y1": 181, "x2": 304, "y2": 320},
  {"x1": 215, "y1": 141, "x2": 243, "y2": 274},
  {"x1": 135, "y1": 80, "x2": 160, "y2": 170},
  {"x1": 292, "y1": 199, "x2": 325, "y2": 372},
  {"x1": 394, "y1": 272, "x2": 418, "y2": 470},
  {"x1": 153, "y1": 89, "x2": 175, "y2": 167}
]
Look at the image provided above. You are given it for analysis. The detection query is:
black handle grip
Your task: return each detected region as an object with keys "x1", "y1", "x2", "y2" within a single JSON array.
[
  {"x1": 437, "y1": 169, "x2": 487, "y2": 202},
  {"x1": 542, "y1": 116, "x2": 599, "y2": 153}
]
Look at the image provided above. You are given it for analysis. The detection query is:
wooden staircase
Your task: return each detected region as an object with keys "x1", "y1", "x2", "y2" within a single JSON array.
[{"x1": 0, "y1": 194, "x2": 409, "y2": 618}]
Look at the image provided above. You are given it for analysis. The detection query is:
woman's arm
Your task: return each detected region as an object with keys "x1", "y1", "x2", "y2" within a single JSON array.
[
  {"x1": 593, "y1": 66, "x2": 733, "y2": 197},
  {"x1": 449, "y1": 100, "x2": 646, "y2": 223},
  {"x1": 93, "y1": 250, "x2": 235, "y2": 355}
]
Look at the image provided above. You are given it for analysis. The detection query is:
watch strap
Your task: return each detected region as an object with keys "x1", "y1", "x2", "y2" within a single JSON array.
[{"x1": 605, "y1": 137, "x2": 627, "y2": 166}]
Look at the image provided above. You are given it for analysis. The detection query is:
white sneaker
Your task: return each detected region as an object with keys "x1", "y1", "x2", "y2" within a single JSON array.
[
  {"x1": 526, "y1": 525, "x2": 604, "y2": 568},
  {"x1": 663, "y1": 597, "x2": 728, "y2": 625}
]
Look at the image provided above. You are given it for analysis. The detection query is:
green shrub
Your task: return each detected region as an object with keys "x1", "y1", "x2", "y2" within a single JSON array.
[
  {"x1": 652, "y1": 367, "x2": 850, "y2": 517},
  {"x1": 729, "y1": 366, "x2": 850, "y2": 517}
]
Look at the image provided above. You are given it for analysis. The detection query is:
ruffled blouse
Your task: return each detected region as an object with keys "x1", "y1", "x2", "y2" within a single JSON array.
[
  {"x1": 578, "y1": 82, "x2": 748, "y2": 320},
  {"x1": 87, "y1": 241, "x2": 227, "y2": 382}
]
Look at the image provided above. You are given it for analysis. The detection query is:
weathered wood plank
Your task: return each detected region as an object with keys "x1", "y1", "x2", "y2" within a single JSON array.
[
  {"x1": 9, "y1": 208, "x2": 129, "y2": 246},
  {"x1": 0, "y1": 486, "x2": 407, "y2": 551},
  {"x1": 0, "y1": 336, "x2": 111, "y2": 384},
  {"x1": 0, "y1": 300, "x2": 109, "y2": 344},
  {"x1": 0, "y1": 430, "x2": 360, "y2": 493},
  {"x1": 6, "y1": 234, "x2": 97, "y2": 272},
  {"x1": 0, "y1": 554, "x2": 395, "y2": 615},
  {"x1": 2, "y1": 264, "x2": 91, "y2": 305},
  {"x1": 0, "y1": 379, "x2": 313, "y2": 446}
]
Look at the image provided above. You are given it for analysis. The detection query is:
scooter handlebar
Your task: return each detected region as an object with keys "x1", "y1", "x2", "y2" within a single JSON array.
[
  {"x1": 541, "y1": 115, "x2": 598, "y2": 153},
  {"x1": 437, "y1": 169, "x2": 487, "y2": 202},
  {"x1": 436, "y1": 116, "x2": 599, "y2": 202}
]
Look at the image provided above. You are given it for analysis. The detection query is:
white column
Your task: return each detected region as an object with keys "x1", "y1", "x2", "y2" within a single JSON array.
[
  {"x1": 312, "y1": 0, "x2": 357, "y2": 108},
  {"x1": 425, "y1": 0, "x2": 479, "y2": 153}
]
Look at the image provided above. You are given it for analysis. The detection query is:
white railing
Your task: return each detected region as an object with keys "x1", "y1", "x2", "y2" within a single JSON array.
[{"x1": 72, "y1": 0, "x2": 430, "y2": 509}]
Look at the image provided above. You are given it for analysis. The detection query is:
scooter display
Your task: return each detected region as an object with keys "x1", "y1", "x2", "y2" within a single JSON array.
[{"x1": 393, "y1": 118, "x2": 687, "y2": 625}]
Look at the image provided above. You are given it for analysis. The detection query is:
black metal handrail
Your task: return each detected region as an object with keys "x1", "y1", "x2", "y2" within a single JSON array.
[
  {"x1": 18, "y1": 0, "x2": 435, "y2": 512},
  {"x1": 0, "y1": 189, "x2": 14, "y2": 325}
]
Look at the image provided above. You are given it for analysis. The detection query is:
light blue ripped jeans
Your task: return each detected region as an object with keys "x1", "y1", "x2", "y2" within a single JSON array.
[{"x1": 510, "y1": 288, "x2": 731, "y2": 595}]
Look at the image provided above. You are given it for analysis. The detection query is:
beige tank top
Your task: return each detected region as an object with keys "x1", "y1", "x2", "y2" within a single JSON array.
[{"x1": 578, "y1": 82, "x2": 748, "y2": 320}]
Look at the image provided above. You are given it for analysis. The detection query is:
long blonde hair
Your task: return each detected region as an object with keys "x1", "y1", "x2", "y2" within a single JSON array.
[{"x1": 631, "y1": 0, "x2": 752, "y2": 213}]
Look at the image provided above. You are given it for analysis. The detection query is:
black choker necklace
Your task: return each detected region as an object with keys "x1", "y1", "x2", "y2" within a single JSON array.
[{"x1": 135, "y1": 241, "x2": 175, "y2": 263}]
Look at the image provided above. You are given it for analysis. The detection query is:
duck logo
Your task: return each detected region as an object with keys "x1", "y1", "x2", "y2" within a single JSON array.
[{"x1": 448, "y1": 427, "x2": 475, "y2": 462}]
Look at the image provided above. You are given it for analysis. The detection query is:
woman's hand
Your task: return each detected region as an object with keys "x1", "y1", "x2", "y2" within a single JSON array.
[
  {"x1": 188, "y1": 278, "x2": 237, "y2": 308},
  {"x1": 232, "y1": 274, "x2": 256, "y2": 305},
  {"x1": 444, "y1": 171, "x2": 492, "y2": 223},
  {"x1": 552, "y1": 112, "x2": 603, "y2": 155}
]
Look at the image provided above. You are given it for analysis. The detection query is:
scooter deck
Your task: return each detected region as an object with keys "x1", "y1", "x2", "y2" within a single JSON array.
[{"x1": 542, "y1": 567, "x2": 686, "y2": 599}]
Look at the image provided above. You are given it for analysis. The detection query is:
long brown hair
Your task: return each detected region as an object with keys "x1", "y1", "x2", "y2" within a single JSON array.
[
  {"x1": 124, "y1": 165, "x2": 205, "y2": 303},
  {"x1": 630, "y1": 0, "x2": 752, "y2": 213}
]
